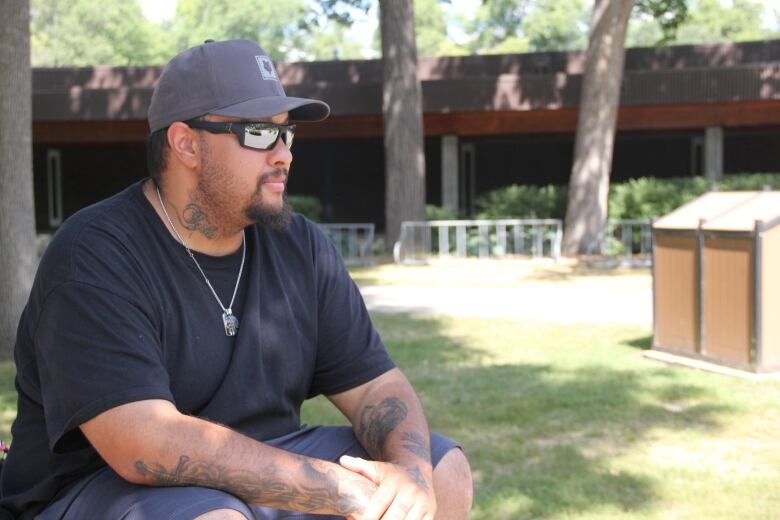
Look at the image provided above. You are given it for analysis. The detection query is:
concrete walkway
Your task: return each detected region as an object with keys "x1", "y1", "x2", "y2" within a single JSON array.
[{"x1": 359, "y1": 282, "x2": 652, "y2": 326}]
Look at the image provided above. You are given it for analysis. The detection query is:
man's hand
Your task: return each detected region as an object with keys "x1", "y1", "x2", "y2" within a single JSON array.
[{"x1": 340, "y1": 455, "x2": 436, "y2": 520}]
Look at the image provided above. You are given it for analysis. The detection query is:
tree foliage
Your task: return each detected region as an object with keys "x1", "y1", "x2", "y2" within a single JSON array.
[
  {"x1": 415, "y1": 0, "x2": 469, "y2": 57},
  {"x1": 465, "y1": 0, "x2": 776, "y2": 54},
  {"x1": 463, "y1": 0, "x2": 588, "y2": 53},
  {"x1": 676, "y1": 0, "x2": 766, "y2": 43},
  {"x1": 169, "y1": 0, "x2": 308, "y2": 61},
  {"x1": 27, "y1": 0, "x2": 780, "y2": 66},
  {"x1": 29, "y1": 0, "x2": 375, "y2": 65},
  {"x1": 628, "y1": 0, "x2": 772, "y2": 47},
  {"x1": 521, "y1": 0, "x2": 590, "y2": 51},
  {"x1": 30, "y1": 0, "x2": 170, "y2": 66},
  {"x1": 634, "y1": 0, "x2": 688, "y2": 44}
]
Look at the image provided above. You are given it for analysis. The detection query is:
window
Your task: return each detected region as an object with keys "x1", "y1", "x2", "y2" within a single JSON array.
[{"x1": 47, "y1": 149, "x2": 63, "y2": 227}]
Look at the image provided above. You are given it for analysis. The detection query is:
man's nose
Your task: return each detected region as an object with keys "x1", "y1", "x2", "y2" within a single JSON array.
[{"x1": 268, "y1": 136, "x2": 292, "y2": 168}]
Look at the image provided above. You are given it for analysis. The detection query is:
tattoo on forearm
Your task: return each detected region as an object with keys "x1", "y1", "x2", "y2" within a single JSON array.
[
  {"x1": 406, "y1": 465, "x2": 430, "y2": 491},
  {"x1": 135, "y1": 455, "x2": 369, "y2": 516},
  {"x1": 181, "y1": 203, "x2": 217, "y2": 239},
  {"x1": 300, "y1": 459, "x2": 375, "y2": 514},
  {"x1": 401, "y1": 431, "x2": 432, "y2": 463},
  {"x1": 357, "y1": 397, "x2": 408, "y2": 459}
]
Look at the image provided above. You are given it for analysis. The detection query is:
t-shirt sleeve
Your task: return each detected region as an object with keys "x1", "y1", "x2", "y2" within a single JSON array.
[
  {"x1": 308, "y1": 225, "x2": 395, "y2": 397},
  {"x1": 34, "y1": 281, "x2": 174, "y2": 452}
]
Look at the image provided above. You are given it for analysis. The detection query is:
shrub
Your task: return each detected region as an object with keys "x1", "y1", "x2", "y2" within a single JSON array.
[
  {"x1": 475, "y1": 184, "x2": 568, "y2": 219},
  {"x1": 719, "y1": 173, "x2": 780, "y2": 191},
  {"x1": 474, "y1": 173, "x2": 780, "y2": 221},
  {"x1": 607, "y1": 176, "x2": 712, "y2": 220},
  {"x1": 425, "y1": 204, "x2": 459, "y2": 220},
  {"x1": 288, "y1": 194, "x2": 322, "y2": 222}
]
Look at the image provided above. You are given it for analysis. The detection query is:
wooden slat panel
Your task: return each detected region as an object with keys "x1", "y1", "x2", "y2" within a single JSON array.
[
  {"x1": 349, "y1": 100, "x2": 780, "y2": 136},
  {"x1": 34, "y1": 99, "x2": 780, "y2": 143},
  {"x1": 761, "y1": 226, "x2": 780, "y2": 368},
  {"x1": 703, "y1": 237, "x2": 753, "y2": 365},
  {"x1": 654, "y1": 234, "x2": 699, "y2": 353},
  {"x1": 33, "y1": 120, "x2": 150, "y2": 144}
]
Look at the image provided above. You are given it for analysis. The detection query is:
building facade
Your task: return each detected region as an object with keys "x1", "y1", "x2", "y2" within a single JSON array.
[{"x1": 32, "y1": 39, "x2": 780, "y2": 232}]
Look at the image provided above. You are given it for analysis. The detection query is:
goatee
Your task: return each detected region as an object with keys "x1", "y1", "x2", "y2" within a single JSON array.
[{"x1": 247, "y1": 195, "x2": 293, "y2": 232}]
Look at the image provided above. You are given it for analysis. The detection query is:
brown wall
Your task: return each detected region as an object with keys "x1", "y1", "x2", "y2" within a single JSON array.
[
  {"x1": 654, "y1": 234, "x2": 699, "y2": 353},
  {"x1": 702, "y1": 236, "x2": 754, "y2": 366},
  {"x1": 761, "y1": 225, "x2": 780, "y2": 368}
]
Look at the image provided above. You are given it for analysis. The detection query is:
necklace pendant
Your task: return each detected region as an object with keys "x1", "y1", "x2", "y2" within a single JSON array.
[{"x1": 222, "y1": 310, "x2": 239, "y2": 337}]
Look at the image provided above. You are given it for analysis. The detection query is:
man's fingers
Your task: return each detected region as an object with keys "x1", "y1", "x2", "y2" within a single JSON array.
[
  {"x1": 404, "y1": 501, "x2": 428, "y2": 520},
  {"x1": 340, "y1": 455, "x2": 381, "y2": 484},
  {"x1": 381, "y1": 495, "x2": 415, "y2": 520},
  {"x1": 358, "y1": 481, "x2": 396, "y2": 520}
]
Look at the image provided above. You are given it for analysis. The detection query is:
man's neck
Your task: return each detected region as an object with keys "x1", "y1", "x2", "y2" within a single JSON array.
[{"x1": 143, "y1": 179, "x2": 244, "y2": 257}]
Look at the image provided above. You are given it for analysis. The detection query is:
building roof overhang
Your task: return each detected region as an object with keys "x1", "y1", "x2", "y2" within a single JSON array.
[{"x1": 31, "y1": 39, "x2": 780, "y2": 142}]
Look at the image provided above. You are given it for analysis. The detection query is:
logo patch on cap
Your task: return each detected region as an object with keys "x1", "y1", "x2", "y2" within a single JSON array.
[{"x1": 255, "y1": 55, "x2": 278, "y2": 81}]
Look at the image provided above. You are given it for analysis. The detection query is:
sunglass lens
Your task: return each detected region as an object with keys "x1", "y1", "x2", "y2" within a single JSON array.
[
  {"x1": 244, "y1": 124, "x2": 279, "y2": 149},
  {"x1": 282, "y1": 127, "x2": 294, "y2": 149}
]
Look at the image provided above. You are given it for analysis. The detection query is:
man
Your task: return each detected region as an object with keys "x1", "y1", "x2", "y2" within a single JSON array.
[{"x1": 0, "y1": 39, "x2": 472, "y2": 519}]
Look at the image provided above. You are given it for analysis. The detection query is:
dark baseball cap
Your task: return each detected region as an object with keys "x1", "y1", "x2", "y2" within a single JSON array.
[{"x1": 148, "y1": 39, "x2": 330, "y2": 132}]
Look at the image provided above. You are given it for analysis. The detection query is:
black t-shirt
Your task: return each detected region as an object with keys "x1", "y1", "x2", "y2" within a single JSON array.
[{"x1": 0, "y1": 180, "x2": 394, "y2": 518}]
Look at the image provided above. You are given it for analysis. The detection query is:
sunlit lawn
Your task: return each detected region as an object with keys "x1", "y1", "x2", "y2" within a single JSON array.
[
  {"x1": 1, "y1": 262, "x2": 779, "y2": 518},
  {"x1": 302, "y1": 313, "x2": 780, "y2": 519},
  {"x1": 349, "y1": 259, "x2": 651, "y2": 289}
]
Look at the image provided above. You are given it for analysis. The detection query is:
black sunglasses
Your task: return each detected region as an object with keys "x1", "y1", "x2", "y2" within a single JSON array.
[{"x1": 185, "y1": 120, "x2": 296, "y2": 151}]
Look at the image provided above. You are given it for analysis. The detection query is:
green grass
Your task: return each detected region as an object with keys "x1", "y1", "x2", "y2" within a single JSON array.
[
  {"x1": 0, "y1": 361, "x2": 16, "y2": 441},
  {"x1": 348, "y1": 261, "x2": 651, "y2": 288},
  {"x1": 2, "y1": 265, "x2": 779, "y2": 518},
  {"x1": 302, "y1": 315, "x2": 780, "y2": 519}
]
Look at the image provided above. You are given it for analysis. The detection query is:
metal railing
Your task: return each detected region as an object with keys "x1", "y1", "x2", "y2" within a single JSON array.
[
  {"x1": 318, "y1": 223, "x2": 375, "y2": 266},
  {"x1": 393, "y1": 219, "x2": 563, "y2": 264},
  {"x1": 586, "y1": 219, "x2": 653, "y2": 267}
]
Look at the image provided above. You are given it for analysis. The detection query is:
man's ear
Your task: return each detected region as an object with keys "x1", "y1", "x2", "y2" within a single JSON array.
[{"x1": 166, "y1": 122, "x2": 199, "y2": 169}]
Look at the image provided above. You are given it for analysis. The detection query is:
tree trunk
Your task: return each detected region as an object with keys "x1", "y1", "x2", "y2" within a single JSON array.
[
  {"x1": 0, "y1": 0, "x2": 36, "y2": 358},
  {"x1": 380, "y1": 0, "x2": 426, "y2": 251},
  {"x1": 562, "y1": 0, "x2": 634, "y2": 256}
]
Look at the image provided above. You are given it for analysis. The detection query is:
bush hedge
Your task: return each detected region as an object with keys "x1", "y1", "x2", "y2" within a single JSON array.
[
  {"x1": 475, "y1": 184, "x2": 569, "y2": 220},
  {"x1": 609, "y1": 173, "x2": 780, "y2": 220},
  {"x1": 288, "y1": 194, "x2": 322, "y2": 222},
  {"x1": 425, "y1": 204, "x2": 459, "y2": 220},
  {"x1": 455, "y1": 173, "x2": 780, "y2": 221}
]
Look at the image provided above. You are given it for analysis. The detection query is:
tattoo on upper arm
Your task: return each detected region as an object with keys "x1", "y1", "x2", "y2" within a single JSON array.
[
  {"x1": 401, "y1": 431, "x2": 432, "y2": 463},
  {"x1": 134, "y1": 455, "x2": 368, "y2": 516},
  {"x1": 181, "y1": 203, "x2": 217, "y2": 239},
  {"x1": 357, "y1": 397, "x2": 408, "y2": 459}
]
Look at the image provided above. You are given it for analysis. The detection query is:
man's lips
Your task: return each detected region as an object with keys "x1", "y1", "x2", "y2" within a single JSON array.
[
  {"x1": 262, "y1": 179, "x2": 286, "y2": 192},
  {"x1": 260, "y1": 170, "x2": 287, "y2": 192}
]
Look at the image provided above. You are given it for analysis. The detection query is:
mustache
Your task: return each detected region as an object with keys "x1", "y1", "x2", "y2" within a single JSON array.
[{"x1": 261, "y1": 168, "x2": 288, "y2": 183}]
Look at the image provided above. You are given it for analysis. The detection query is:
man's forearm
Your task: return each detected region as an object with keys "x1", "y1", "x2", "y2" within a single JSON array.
[
  {"x1": 134, "y1": 444, "x2": 369, "y2": 514},
  {"x1": 83, "y1": 402, "x2": 375, "y2": 516},
  {"x1": 352, "y1": 375, "x2": 434, "y2": 487}
]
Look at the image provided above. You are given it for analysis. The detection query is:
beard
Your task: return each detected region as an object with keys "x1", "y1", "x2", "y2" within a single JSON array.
[
  {"x1": 196, "y1": 136, "x2": 292, "y2": 233},
  {"x1": 244, "y1": 176, "x2": 293, "y2": 232}
]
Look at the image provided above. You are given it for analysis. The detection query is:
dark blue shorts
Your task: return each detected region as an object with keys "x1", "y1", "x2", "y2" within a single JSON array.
[{"x1": 37, "y1": 426, "x2": 459, "y2": 520}]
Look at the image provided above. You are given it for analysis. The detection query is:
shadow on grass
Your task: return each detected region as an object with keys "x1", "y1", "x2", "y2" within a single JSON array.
[
  {"x1": 363, "y1": 314, "x2": 731, "y2": 520},
  {"x1": 627, "y1": 334, "x2": 653, "y2": 350},
  {"x1": 349, "y1": 264, "x2": 652, "y2": 288},
  {"x1": 523, "y1": 265, "x2": 651, "y2": 283}
]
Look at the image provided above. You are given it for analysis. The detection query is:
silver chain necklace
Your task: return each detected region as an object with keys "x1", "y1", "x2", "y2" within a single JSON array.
[{"x1": 156, "y1": 185, "x2": 245, "y2": 337}]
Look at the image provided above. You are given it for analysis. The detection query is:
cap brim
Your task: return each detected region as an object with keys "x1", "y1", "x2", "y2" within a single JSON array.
[{"x1": 211, "y1": 96, "x2": 330, "y2": 122}]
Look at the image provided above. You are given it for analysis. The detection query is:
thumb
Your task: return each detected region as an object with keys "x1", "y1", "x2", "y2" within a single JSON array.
[{"x1": 340, "y1": 455, "x2": 381, "y2": 484}]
